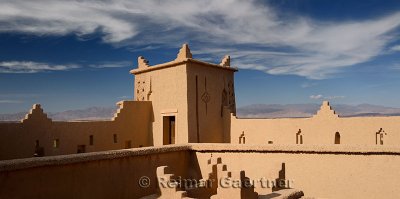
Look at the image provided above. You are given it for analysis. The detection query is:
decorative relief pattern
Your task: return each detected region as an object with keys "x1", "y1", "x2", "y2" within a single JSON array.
[
  {"x1": 135, "y1": 76, "x2": 152, "y2": 101},
  {"x1": 221, "y1": 88, "x2": 227, "y2": 117},
  {"x1": 201, "y1": 92, "x2": 210, "y2": 104},
  {"x1": 227, "y1": 80, "x2": 235, "y2": 108},
  {"x1": 202, "y1": 77, "x2": 210, "y2": 114},
  {"x1": 147, "y1": 77, "x2": 152, "y2": 100}
]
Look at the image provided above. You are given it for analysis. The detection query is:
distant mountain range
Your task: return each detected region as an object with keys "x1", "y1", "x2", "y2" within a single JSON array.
[
  {"x1": 1, "y1": 103, "x2": 400, "y2": 121},
  {"x1": 236, "y1": 103, "x2": 400, "y2": 118},
  {"x1": 0, "y1": 107, "x2": 117, "y2": 122}
]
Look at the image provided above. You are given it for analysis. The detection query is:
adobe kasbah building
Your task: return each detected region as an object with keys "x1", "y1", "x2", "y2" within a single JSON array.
[{"x1": 1, "y1": 44, "x2": 400, "y2": 199}]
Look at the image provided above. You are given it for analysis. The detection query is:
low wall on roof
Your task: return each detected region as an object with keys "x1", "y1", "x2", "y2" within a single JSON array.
[
  {"x1": 1, "y1": 144, "x2": 400, "y2": 199},
  {"x1": 0, "y1": 145, "x2": 197, "y2": 199}
]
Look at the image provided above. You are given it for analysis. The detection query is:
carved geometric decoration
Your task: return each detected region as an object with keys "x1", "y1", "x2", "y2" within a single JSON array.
[
  {"x1": 202, "y1": 77, "x2": 210, "y2": 115},
  {"x1": 201, "y1": 91, "x2": 210, "y2": 103},
  {"x1": 135, "y1": 76, "x2": 147, "y2": 101},
  {"x1": 221, "y1": 88, "x2": 228, "y2": 117},
  {"x1": 227, "y1": 81, "x2": 235, "y2": 108}
]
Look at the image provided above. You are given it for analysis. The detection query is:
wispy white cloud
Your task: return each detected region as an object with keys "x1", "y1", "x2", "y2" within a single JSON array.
[
  {"x1": 310, "y1": 94, "x2": 323, "y2": 100},
  {"x1": 0, "y1": 61, "x2": 79, "y2": 73},
  {"x1": 391, "y1": 63, "x2": 400, "y2": 70},
  {"x1": 118, "y1": 96, "x2": 131, "y2": 99},
  {"x1": 89, "y1": 61, "x2": 132, "y2": 68},
  {"x1": 301, "y1": 82, "x2": 318, "y2": 88},
  {"x1": 0, "y1": 60, "x2": 132, "y2": 73},
  {"x1": 0, "y1": 93, "x2": 41, "y2": 98},
  {"x1": 0, "y1": 0, "x2": 399, "y2": 79},
  {"x1": 391, "y1": 45, "x2": 400, "y2": 52},
  {"x1": 0, "y1": 100, "x2": 23, "y2": 104},
  {"x1": 310, "y1": 94, "x2": 345, "y2": 100}
]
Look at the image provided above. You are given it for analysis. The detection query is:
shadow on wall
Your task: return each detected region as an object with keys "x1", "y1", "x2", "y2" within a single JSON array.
[
  {"x1": 149, "y1": 105, "x2": 155, "y2": 146},
  {"x1": 272, "y1": 163, "x2": 286, "y2": 192},
  {"x1": 240, "y1": 170, "x2": 258, "y2": 198}
]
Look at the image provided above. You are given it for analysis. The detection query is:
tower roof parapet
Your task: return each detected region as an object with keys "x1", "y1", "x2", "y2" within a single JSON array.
[{"x1": 130, "y1": 44, "x2": 237, "y2": 75}]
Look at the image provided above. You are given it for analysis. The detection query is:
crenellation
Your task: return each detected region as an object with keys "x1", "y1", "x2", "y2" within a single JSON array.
[
  {"x1": 21, "y1": 103, "x2": 52, "y2": 124},
  {"x1": 219, "y1": 55, "x2": 230, "y2": 67},
  {"x1": 175, "y1": 43, "x2": 192, "y2": 61},
  {"x1": 313, "y1": 100, "x2": 339, "y2": 119},
  {"x1": 138, "y1": 56, "x2": 150, "y2": 69}
]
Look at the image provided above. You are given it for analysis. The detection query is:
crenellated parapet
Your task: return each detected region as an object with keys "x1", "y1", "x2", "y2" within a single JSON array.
[
  {"x1": 175, "y1": 43, "x2": 192, "y2": 61},
  {"x1": 112, "y1": 100, "x2": 136, "y2": 122},
  {"x1": 313, "y1": 101, "x2": 339, "y2": 119},
  {"x1": 21, "y1": 104, "x2": 52, "y2": 124},
  {"x1": 130, "y1": 43, "x2": 237, "y2": 75},
  {"x1": 219, "y1": 55, "x2": 230, "y2": 67},
  {"x1": 137, "y1": 56, "x2": 150, "y2": 69}
]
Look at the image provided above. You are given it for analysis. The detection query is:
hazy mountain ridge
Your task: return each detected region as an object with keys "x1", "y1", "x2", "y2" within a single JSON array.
[
  {"x1": 1, "y1": 104, "x2": 400, "y2": 121},
  {"x1": 237, "y1": 103, "x2": 400, "y2": 118},
  {"x1": 50, "y1": 107, "x2": 117, "y2": 121},
  {"x1": 0, "y1": 107, "x2": 117, "y2": 121}
]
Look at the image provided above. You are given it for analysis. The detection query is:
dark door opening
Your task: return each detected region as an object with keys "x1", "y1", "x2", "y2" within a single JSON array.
[
  {"x1": 34, "y1": 140, "x2": 45, "y2": 157},
  {"x1": 77, "y1": 145, "x2": 86, "y2": 153},
  {"x1": 125, "y1": 140, "x2": 132, "y2": 149},
  {"x1": 163, "y1": 116, "x2": 176, "y2": 145}
]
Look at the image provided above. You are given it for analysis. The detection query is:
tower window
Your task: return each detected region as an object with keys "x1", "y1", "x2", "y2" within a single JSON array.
[
  {"x1": 113, "y1": 134, "x2": 118, "y2": 143},
  {"x1": 53, "y1": 139, "x2": 60, "y2": 148},
  {"x1": 89, "y1": 135, "x2": 94, "y2": 145}
]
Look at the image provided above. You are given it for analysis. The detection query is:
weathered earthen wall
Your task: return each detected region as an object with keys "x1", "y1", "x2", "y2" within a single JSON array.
[
  {"x1": 133, "y1": 61, "x2": 189, "y2": 146},
  {"x1": 230, "y1": 102, "x2": 400, "y2": 146},
  {"x1": 1, "y1": 144, "x2": 400, "y2": 199},
  {"x1": 0, "y1": 101, "x2": 152, "y2": 160},
  {"x1": 194, "y1": 144, "x2": 400, "y2": 198},
  {"x1": 186, "y1": 60, "x2": 236, "y2": 143},
  {"x1": 0, "y1": 146, "x2": 196, "y2": 199}
]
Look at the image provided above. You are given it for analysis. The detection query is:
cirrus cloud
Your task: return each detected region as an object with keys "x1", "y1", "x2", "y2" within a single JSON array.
[
  {"x1": 0, "y1": 0, "x2": 400, "y2": 79},
  {"x1": 391, "y1": 45, "x2": 400, "y2": 51},
  {"x1": 310, "y1": 94, "x2": 345, "y2": 100},
  {"x1": 0, "y1": 61, "x2": 79, "y2": 73}
]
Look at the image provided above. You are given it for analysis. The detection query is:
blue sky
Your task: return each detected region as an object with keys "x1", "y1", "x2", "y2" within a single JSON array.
[{"x1": 1, "y1": 0, "x2": 400, "y2": 113}]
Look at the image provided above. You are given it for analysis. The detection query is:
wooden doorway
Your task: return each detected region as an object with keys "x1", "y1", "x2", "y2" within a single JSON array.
[{"x1": 163, "y1": 116, "x2": 176, "y2": 145}]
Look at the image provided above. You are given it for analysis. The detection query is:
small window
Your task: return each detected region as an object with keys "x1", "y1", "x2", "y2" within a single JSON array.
[
  {"x1": 113, "y1": 134, "x2": 118, "y2": 143},
  {"x1": 296, "y1": 129, "x2": 303, "y2": 144},
  {"x1": 53, "y1": 139, "x2": 60, "y2": 148},
  {"x1": 89, "y1": 135, "x2": 94, "y2": 145},
  {"x1": 335, "y1": 132, "x2": 340, "y2": 144},
  {"x1": 239, "y1": 131, "x2": 245, "y2": 144},
  {"x1": 268, "y1": 141, "x2": 273, "y2": 144}
]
